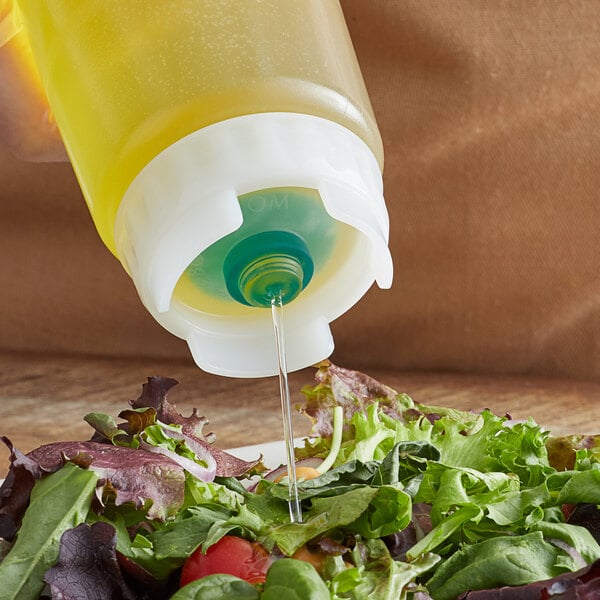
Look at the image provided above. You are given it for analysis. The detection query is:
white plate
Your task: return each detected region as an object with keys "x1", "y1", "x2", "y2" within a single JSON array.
[{"x1": 226, "y1": 438, "x2": 302, "y2": 470}]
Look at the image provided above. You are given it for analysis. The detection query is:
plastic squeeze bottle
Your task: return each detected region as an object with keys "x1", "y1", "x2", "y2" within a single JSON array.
[{"x1": 12, "y1": 0, "x2": 393, "y2": 377}]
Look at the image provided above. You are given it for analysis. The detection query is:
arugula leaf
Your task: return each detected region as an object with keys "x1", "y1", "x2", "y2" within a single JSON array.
[
  {"x1": 149, "y1": 504, "x2": 233, "y2": 561},
  {"x1": 0, "y1": 463, "x2": 98, "y2": 600}
]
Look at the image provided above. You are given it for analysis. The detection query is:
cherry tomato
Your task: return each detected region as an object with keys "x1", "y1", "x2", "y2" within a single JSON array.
[{"x1": 180, "y1": 535, "x2": 273, "y2": 587}]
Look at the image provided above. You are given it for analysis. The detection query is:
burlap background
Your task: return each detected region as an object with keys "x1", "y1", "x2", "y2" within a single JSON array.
[{"x1": 1, "y1": 1, "x2": 600, "y2": 380}]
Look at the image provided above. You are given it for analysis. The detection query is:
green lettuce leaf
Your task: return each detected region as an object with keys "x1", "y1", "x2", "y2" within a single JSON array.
[
  {"x1": 269, "y1": 485, "x2": 411, "y2": 555},
  {"x1": 0, "y1": 463, "x2": 98, "y2": 600},
  {"x1": 549, "y1": 466, "x2": 600, "y2": 505},
  {"x1": 149, "y1": 478, "x2": 286, "y2": 560},
  {"x1": 261, "y1": 559, "x2": 330, "y2": 600},
  {"x1": 425, "y1": 531, "x2": 569, "y2": 600},
  {"x1": 330, "y1": 538, "x2": 439, "y2": 600},
  {"x1": 170, "y1": 574, "x2": 260, "y2": 600}
]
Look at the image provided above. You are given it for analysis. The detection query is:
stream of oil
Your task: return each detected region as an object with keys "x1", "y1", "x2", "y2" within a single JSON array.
[{"x1": 271, "y1": 295, "x2": 303, "y2": 523}]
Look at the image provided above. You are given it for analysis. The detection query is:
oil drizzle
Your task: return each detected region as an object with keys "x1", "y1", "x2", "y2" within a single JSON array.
[{"x1": 271, "y1": 294, "x2": 302, "y2": 523}]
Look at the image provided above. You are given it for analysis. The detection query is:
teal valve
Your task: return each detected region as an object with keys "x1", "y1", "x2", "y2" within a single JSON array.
[
  {"x1": 180, "y1": 187, "x2": 334, "y2": 311},
  {"x1": 223, "y1": 231, "x2": 314, "y2": 307}
]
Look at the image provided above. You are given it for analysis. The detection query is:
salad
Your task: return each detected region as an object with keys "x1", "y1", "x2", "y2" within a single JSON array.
[{"x1": 0, "y1": 361, "x2": 599, "y2": 599}]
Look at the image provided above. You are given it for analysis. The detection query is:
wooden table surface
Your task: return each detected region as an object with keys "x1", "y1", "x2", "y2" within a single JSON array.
[{"x1": 1, "y1": 351, "x2": 600, "y2": 478}]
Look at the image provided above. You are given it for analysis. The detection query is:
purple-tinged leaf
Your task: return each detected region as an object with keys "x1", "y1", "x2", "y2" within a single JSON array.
[
  {"x1": 569, "y1": 505, "x2": 600, "y2": 545},
  {"x1": 129, "y1": 377, "x2": 214, "y2": 442},
  {"x1": 129, "y1": 377, "x2": 261, "y2": 477},
  {"x1": 300, "y1": 361, "x2": 408, "y2": 437},
  {"x1": 546, "y1": 434, "x2": 600, "y2": 472},
  {"x1": 118, "y1": 408, "x2": 158, "y2": 435},
  {"x1": 0, "y1": 437, "x2": 48, "y2": 531},
  {"x1": 45, "y1": 522, "x2": 137, "y2": 600},
  {"x1": 28, "y1": 441, "x2": 186, "y2": 520},
  {"x1": 140, "y1": 439, "x2": 216, "y2": 482}
]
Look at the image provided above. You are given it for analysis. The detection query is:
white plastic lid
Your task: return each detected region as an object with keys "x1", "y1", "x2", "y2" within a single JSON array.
[{"x1": 115, "y1": 112, "x2": 392, "y2": 377}]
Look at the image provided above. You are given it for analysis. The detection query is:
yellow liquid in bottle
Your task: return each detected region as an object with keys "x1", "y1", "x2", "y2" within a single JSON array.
[{"x1": 16, "y1": 0, "x2": 383, "y2": 255}]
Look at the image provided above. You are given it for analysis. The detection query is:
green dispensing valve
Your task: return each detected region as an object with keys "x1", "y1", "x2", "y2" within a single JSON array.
[
  {"x1": 223, "y1": 231, "x2": 314, "y2": 307},
  {"x1": 177, "y1": 188, "x2": 332, "y2": 314}
]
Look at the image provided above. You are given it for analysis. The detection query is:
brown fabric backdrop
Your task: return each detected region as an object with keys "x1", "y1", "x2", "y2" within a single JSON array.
[{"x1": 1, "y1": 1, "x2": 600, "y2": 380}]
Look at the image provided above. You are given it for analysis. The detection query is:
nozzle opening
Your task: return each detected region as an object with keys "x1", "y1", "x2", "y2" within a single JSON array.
[{"x1": 224, "y1": 231, "x2": 314, "y2": 307}]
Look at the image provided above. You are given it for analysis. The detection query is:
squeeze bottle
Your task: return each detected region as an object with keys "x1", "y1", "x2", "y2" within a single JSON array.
[{"x1": 13, "y1": 0, "x2": 393, "y2": 377}]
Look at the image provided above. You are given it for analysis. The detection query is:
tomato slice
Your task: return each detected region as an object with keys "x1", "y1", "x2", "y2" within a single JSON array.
[{"x1": 180, "y1": 535, "x2": 274, "y2": 587}]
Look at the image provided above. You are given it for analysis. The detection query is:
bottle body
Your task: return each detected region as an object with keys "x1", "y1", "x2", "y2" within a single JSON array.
[
  {"x1": 15, "y1": 0, "x2": 392, "y2": 376},
  {"x1": 16, "y1": 0, "x2": 383, "y2": 254}
]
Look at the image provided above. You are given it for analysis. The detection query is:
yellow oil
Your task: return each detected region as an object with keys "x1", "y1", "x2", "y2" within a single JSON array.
[{"x1": 15, "y1": 0, "x2": 383, "y2": 256}]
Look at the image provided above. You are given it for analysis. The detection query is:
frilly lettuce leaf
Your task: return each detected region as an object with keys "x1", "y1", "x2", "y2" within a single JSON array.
[
  {"x1": 330, "y1": 538, "x2": 439, "y2": 600},
  {"x1": 299, "y1": 361, "x2": 412, "y2": 438},
  {"x1": 3, "y1": 365, "x2": 600, "y2": 600},
  {"x1": 299, "y1": 361, "x2": 590, "y2": 478},
  {"x1": 130, "y1": 377, "x2": 215, "y2": 442}
]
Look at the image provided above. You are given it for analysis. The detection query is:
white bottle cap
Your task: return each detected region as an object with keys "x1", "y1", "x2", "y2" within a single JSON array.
[{"x1": 115, "y1": 113, "x2": 392, "y2": 377}]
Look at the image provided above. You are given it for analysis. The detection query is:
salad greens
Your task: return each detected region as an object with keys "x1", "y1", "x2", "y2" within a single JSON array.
[
  {"x1": 0, "y1": 464, "x2": 98, "y2": 600},
  {"x1": 0, "y1": 362, "x2": 599, "y2": 599}
]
